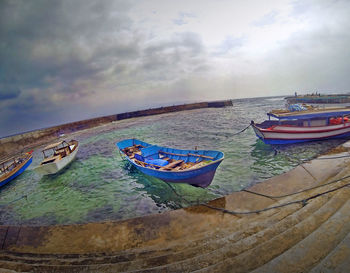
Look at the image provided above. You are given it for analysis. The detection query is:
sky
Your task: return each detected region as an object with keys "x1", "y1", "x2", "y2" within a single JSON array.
[{"x1": 1, "y1": 0, "x2": 350, "y2": 137}]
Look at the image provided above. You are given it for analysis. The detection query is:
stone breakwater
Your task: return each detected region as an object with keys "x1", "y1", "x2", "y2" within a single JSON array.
[
  {"x1": 285, "y1": 94, "x2": 350, "y2": 104},
  {"x1": 0, "y1": 100, "x2": 232, "y2": 157}
]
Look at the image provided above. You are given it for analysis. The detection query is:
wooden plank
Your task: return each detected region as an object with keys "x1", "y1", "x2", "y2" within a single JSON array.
[
  {"x1": 160, "y1": 160, "x2": 184, "y2": 170},
  {"x1": 134, "y1": 160, "x2": 165, "y2": 169},
  {"x1": 43, "y1": 141, "x2": 64, "y2": 151},
  {"x1": 41, "y1": 155, "x2": 61, "y2": 164}
]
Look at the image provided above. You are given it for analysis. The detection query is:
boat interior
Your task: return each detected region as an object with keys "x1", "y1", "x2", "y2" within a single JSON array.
[
  {"x1": 122, "y1": 144, "x2": 215, "y2": 171},
  {"x1": 40, "y1": 140, "x2": 78, "y2": 165},
  {"x1": 0, "y1": 155, "x2": 28, "y2": 176}
]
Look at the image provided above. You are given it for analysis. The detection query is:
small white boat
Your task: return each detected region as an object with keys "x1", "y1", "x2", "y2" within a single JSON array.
[{"x1": 35, "y1": 140, "x2": 78, "y2": 175}]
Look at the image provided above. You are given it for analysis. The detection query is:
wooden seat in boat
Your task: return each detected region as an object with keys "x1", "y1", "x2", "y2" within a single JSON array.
[
  {"x1": 160, "y1": 160, "x2": 184, "y2": 170},
  {"x1": 41, "y1": 155, "x2": 61, "y2": 165}
]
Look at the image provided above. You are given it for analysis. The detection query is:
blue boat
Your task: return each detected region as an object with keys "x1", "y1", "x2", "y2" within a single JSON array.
[
  {"x1": 116, "y1": 139, "x2": 224, "y2": 188},
  {"x1": 0, "y1": 151, "x2": 33, "y2": 188}
]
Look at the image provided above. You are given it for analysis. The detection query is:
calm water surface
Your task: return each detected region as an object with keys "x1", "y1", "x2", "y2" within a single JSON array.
[{"x1": 0, "y1": 97, "x2": 346, "y2": 225}]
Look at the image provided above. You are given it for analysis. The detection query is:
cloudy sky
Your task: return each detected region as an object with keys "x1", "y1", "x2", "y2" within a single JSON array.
[{"x1": 1, "y1": 0, "x2": 350, "y2": 137}]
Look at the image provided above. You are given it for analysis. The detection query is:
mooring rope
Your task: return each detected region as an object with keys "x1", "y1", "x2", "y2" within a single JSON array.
[
  {"x1": 231, "y1": 124, "x2": 252, "y2": 136},
  {"x1": 273, "y1": 146, "x2": 350, "y2": 163},
  {"x1": 0, "y1": 195, "x2": 27, "y2": 208},
  {"x1": 243, "y1": 173, "x2": 350, "y2": 199},
  {"x1": 165, "y1": 175, "x2": 350, "y2": 216},
  {"x1": 273, "y1": 148, "x2": 318, "y2": 181}
]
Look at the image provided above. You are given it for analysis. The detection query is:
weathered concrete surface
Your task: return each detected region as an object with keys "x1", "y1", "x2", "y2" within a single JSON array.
[
  {"x1": 1, "y1": 141, "x2": 350, "y2": 272},
  {"x1": 0, "y1": 100, "x2": 232, "y2": 157}
]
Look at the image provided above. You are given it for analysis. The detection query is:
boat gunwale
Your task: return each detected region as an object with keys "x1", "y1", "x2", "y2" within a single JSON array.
[
  {"x1": 117, "y1": 139, "x2": 224, "y2": 174},
  {"x1": 0, "y1": 154, "x2": 33, "y2": 183},
  {"x1": 124, "y1": 154, "x2": 225, "y2": 173},
  {"x1": 252, "y1": 123, "x2": 350, "y2": 141},
  {"x1": 254, "y1": 123, "x2": 350, "y2": 134}
]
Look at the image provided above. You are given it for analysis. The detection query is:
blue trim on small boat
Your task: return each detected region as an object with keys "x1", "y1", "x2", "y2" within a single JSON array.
[
  {"x1": 116, "y1": 139, "x2": 224, "y2": 188},
  {"x1": 0, "y1": 155, "x2": 33, "y2": 188}
]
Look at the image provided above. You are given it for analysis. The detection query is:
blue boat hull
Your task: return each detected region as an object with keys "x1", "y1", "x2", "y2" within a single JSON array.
[
  {"x1": 0, "y1": 156, "x2": 33, "y2": 188},
  {"x1": 116, "y1": 139, "x2": 224, "y2": 188}
]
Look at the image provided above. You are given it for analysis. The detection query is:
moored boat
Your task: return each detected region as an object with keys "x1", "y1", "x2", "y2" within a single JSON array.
[
  {"x1": 116, "y1": 139, "x2": 224, "y2": 188},
  {"x1": 35, "y1": 140, "x2": 78, "y2": 175},
  {"x1": 252, "y1": 106, "x2": 350, "y2": 144},
  {"x1": 0, "y1": 151, "x2": 33, "y2": 188}
]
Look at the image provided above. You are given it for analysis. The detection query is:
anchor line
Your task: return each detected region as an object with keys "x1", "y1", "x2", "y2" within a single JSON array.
[
  {"x1": 273, "y1": 147, "x2": 350, "y2": 164},
  {"x1": 230, "y1": 123, "x2": 252, "y2": 137},
  {"x1": 242, "y1": 173, "x2": 350, "y2": 199},
  {"x1": 0, "y1": 195, "x2": 27, "y2": 208},
  {"x1": 164, "y1": 174, "x2": 350, "y2": 216}
]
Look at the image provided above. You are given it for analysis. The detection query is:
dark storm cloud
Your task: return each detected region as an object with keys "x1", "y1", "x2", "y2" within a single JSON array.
[
  {"x1": 0, "y1": 0, "x2": 209, "y2": 137},
  {"x1": 0, "y1": 0, "x2": 143, "y2": 135},
  {"x1": 0, "y1": 85, "x2": 21, "y2": 100},
  {"x1": 140, "y1": 32, "x2": 207, "y2": 80},
  {"x1": 0, "y1": 0, "x2": 135, "y2": 89}
]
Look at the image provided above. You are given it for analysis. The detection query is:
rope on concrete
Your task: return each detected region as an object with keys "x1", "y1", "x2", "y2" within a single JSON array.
[
  {"x1": 0, "y1": 195, "x2": 27, "y2": 208},
  {"x1": 202, "y1": 181, "x2": 350, "y2": 215},
  {"x1": 165, "y1": 175, "x2": 350, "y2": 216},
  {"x1": 273, "y1": 146, "x2": 350, "y2": 163},
  {"x1": 243, "y1": 174, "x2": 350, "y2": 199}
]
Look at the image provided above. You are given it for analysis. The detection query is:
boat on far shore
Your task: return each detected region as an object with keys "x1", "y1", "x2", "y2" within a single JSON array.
[
  {"x1": 252, "y1": 105, "x2": 350, "y2": 144},
  {"x1": 116, "y1": 139, "x2": 224, "y2": 188},
  {"x1": 285, "y1": 93, "x2": 350, "y2": 104},
  {"x1": 0, "y1": 151, "x2": 33, "y2": 188},
  {"x1": 35, "y1": 140, "x2": 78, "y2": 175}
]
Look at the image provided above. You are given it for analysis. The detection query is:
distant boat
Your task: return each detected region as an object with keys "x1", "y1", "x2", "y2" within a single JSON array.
[
  {"x1": 116, "y1": 139, "x2": 224, "y2": 188},
  {"x1": 252, "y1": 106, "x2": 350, "y2": 144},
  {"x1": 285, "y1": 93, "x2": 350, "y2": 104},
  {"x1": 0, "y1": 151, "x2": 33, "y2": 188},
  {"x1": 35, "y1": 140, "x2": 78, "y2": 175}
]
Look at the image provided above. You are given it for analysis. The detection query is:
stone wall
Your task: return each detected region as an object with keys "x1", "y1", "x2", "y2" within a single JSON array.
[{"x1": 0, "y1": 100, "x2": 232, "y2": 157}]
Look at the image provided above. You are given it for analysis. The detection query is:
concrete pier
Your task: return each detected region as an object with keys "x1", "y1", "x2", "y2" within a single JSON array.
[
  {"x1": 1, "y1": 141, "x2": 350, "y2": 272},
  {"x1": 0, "y1": 100, "x2": 233, "y2": 157}
]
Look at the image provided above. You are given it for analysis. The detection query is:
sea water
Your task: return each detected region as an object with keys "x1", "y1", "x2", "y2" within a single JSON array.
[{"x1": 0, "y1": 97, "x2": 346, "y2": 225}]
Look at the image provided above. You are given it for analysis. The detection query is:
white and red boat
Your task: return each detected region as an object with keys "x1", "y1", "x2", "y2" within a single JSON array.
[{"x1": 252, "y1": 106, "x2": 350, "y2": 144}]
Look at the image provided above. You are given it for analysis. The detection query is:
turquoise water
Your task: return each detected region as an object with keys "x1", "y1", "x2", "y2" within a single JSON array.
[{"x1": 0, "y1": 97, "x2": 346, "y2": 225}]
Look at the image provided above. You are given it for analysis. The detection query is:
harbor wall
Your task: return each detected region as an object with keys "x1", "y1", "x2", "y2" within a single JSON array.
[
  {"x1": 286, "y1": 94, "x2": 350, "y2": 104},
  {"x1": 0, "y1": 100, "x2": 232, "y2": 157}
]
